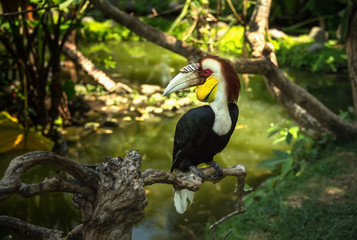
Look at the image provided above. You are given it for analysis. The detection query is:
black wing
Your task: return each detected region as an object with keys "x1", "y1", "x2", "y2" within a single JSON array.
[{"x1": 171, "y1": 105, "x2": 215, "y2": 172}]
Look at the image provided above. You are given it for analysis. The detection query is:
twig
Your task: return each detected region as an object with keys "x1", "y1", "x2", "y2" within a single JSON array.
[
  {"x1": 0, "y1": 5, "x2": 59, "y2": 17},
  {"x1": 148, "y1": 4, "x2": 184, "y2": 18},
  {"x1": 226, "y1": 0, "x2": 245, "y2": 24},
  {"x1": 182, "y1": 14, "x2": 200, "y2": 41},
  {"x1": 209, "y1": 169, "x2": 252, "y2": 240},
  {"x1": 223, "y1": 229, "x2": 234, "y2": 240}
]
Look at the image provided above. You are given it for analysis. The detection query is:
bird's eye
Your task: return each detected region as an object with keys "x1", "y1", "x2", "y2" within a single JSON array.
[{"x1": 202, "y1": 69, "x2": 213, "y2": 77}]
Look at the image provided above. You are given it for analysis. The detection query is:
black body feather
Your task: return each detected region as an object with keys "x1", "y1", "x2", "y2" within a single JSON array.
[{"x1": 170, "y1": 102, "x2": 239, "y2": 172}]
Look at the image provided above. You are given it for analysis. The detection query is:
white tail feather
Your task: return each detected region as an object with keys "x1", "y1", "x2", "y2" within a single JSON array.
[
  {"x1": 173, "y1": 170, "x2": 195, "y2": 214},
  {"x1": 174, "y1": 189, "x2": 195, "y2": 214}
]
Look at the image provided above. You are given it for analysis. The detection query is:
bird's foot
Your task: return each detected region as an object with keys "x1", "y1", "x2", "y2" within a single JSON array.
[
  {"x1": 189, "y1": 166, "x2": 205, "y2": 182},
  {"x1": 209, "y1": 161, "x2": 223, "y2": 180}
]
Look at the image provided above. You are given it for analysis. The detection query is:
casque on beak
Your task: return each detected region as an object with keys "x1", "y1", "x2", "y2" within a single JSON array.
[{"x1": 163, "y1": 63, "x2": 203, "y2": 96}]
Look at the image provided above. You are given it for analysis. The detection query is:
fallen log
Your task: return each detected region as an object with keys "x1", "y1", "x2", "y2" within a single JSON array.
[{"x1": 63, "y1": 42, "x2": 132, "y2": 93}]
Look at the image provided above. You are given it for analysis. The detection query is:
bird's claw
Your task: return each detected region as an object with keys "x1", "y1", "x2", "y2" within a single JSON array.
[
  {"x1": 209, "y1": 161, "x2": 223, "y2": 180},
  {"x1": 189, "y1": 166, "x2": 205, "y2": 182}
]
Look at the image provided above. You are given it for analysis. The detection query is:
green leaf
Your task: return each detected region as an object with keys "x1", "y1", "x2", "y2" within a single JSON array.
[
  {"x1": 258, "y1": 150, "x2": 292, "y2": 169},
  {"x1": 54, "y1": 117, "x2": 63, "y2": 126},
  {"x1": 59, "y1": 0, "x2": 81, "y2": 11},
  {"x1": 281, "y1": 157, "x2": 293, "y2": 176},
  {"x1": 286, "y1": 132, "x2": 293, "y2": 144},
  {"x1": 267, "y1": 125, "x2": 281, "y2": 138},
  {"x1": 272, "y1": 149, "x2": 290, "y2": 159},
  {"x1": 63, "y1": 79, "x2": 75, "y2": 101},
  {"x1": 258, "y1": 157, "x2": 288, "y2": 168},
  {"x1": 273, "y1": 136, "x2": 286, "y2": 144}
]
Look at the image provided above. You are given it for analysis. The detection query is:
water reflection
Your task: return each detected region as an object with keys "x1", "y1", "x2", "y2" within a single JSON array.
[{"x1": 80, "y1": 41, "x2": 186, "y2": 86}]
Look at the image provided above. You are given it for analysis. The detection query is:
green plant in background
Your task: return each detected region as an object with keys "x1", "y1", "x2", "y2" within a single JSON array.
[
  {"x1": 259, "y1": 124, "x2": 303, "y2": 177},
  {"x1": 81, "y1": 19, "x2": 141, "y2": 41},
  {"x1": 0, "y1": 0, "x2": 89, "y2": 134},
  {"x1": 271, "y1": 36, "x2": 348, "y2": 73},
  {"x1": 243, "y1": 123, "x2": 317, "y2": 207},
  {"x1": 217, "y1": 25, "x2": 248, "y2": 56}
]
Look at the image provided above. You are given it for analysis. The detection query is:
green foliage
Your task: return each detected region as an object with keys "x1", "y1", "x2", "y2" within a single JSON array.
[
  {"x1": 257, "y1": 124, "x2": 313, "y2": 179},
  {"x1": 211, "y1": 142, "x2": 357, "y2": 240},
  {"x1": 81, "y1": 19, "x2": 141, "y2": 41},
  {"x1": 217, "y1": 26, "x2": 247, "y2": 56},
  {"x1": 75, "y1": 84, "x2": 105, "y2": 96},
  {"x1": 0, "y1": 0, "x2": 89, "y2": 133},
  {"x1": 63, "y1": 79, "x2": 76, "y2": 102},
  {"x1": 272, "y1": 36, "x2": 348, "y2": 73}
]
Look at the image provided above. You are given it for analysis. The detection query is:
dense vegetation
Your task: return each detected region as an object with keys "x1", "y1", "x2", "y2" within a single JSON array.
[{"x1": 210, "y1": 139, "x2": 357, "y2": 239}]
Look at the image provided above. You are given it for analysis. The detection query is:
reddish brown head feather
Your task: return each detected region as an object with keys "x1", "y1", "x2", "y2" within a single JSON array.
[{"x1": 199, "y1": 56, "x2": 241, "y2": 102}]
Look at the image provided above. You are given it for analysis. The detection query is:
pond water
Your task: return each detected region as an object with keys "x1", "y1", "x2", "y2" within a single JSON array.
[{"x1": 0, "y1": 42, "x2": 352, "y2": 239}]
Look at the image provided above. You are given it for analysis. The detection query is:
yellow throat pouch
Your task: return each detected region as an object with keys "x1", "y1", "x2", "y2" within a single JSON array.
[{"x1": 196, "y1": 76, "x2": 218, "y2": 102}]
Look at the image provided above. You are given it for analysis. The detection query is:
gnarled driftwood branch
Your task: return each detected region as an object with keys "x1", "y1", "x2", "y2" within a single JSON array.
[{"x1": 0, "y1": 150, "x2": 248, "y2": 240}]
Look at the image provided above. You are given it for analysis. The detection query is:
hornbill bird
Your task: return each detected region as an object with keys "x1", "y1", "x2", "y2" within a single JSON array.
[{"x1": 163, "y1": 56, "x2": 241, "y2": 214}]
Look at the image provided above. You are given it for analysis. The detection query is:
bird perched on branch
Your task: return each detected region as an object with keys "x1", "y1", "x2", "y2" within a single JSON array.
[{"x1": 163, "y1": 56, "x2": 241, "y2": 214}]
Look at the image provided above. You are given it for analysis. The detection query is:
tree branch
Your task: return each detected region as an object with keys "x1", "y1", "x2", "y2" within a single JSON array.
[
  {"x1": 0, "y1": 215, "x2": 64, "y2": 240},
  {"x1": 19, "y1": 177, "x2": 95, "y2": 198},
  {"x1": 90, "y1": 0, "x2": 205, "y2": 61},
  {"x1": 0, "y1": 151, "x2": 99, "y2": 201},
  {"x1": 142, "y1": 164, "x2": 247, "y2": 191},
  {"x1": 0, "y1": 216, "x2": 82, "y2": 240},
  {"x1": 209, "y1": 167, "x2": 252, "y2": 240},
  {"x1": 63, "y1": 43, "x2": 132, "y2": 93},
  {"x1": 64, "y1": 224, "x2": 83, "y2": 240},
  {"x1": 0, "y1": 5, "x2": 59, "y2": 17},
  {"x1": 244, "y1": 0, "x2": 357, "y2": 139}
]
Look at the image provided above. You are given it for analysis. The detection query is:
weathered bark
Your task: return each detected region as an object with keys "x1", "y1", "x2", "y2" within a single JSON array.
[
  {"x1": 0, "y1": 152, "x2": 99, "y2": 201},
  {"x1": 0, "y1": 216, "x2": 83, "y2": 240},
  {"x1": 0, "y1": 216, "x2": 64, "y2": 240},
  {"x1": 346, "y1": 5, "x2": 357, "y2": 121},
  {"x1": 246, "y1": 0, "x2": 272, "y2": 59},
  {"x1": 77, "y1": 152, "x2": 147, "y2": 240},
  {"x1": 0, "y1": 150, "x2": 248, "y2": 240},
  {"x1": 63, "y1": 43, "x2": 132, "y2": 93}
]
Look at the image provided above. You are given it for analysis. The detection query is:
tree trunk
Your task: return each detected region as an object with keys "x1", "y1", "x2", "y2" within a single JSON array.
[
  {"x1": 73, "y1": 152, "x2": 147, "y2": 240},
  {"x1": 245, "y1": 0, "x2": 357, "y2": 138},
  {"x1": 346, "y1": 5, "x2": 357, "y2": 122}
]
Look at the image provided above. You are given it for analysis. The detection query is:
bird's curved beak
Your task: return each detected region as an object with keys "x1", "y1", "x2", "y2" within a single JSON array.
[{"x1": 163, "y1": 63, "x2": 203, "y2": 96}]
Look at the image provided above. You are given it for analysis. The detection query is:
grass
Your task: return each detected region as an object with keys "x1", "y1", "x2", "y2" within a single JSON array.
[{"x1": 210, "y1": 141, "x2": 357, "y2": 239}]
